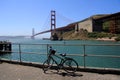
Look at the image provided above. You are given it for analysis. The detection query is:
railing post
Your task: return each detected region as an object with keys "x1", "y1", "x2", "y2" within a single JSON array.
[
  {"x1": 19, "y1": 44, "x2": 22, "y2": 62},
  {"x1": 47, "y1": 44, "x2": 49, "y2": 57},
  {"x1": 83, "y1": 45, "x2": 86, "y2": 68}
]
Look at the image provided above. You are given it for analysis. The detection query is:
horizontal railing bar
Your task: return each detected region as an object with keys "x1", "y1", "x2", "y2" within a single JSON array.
[
  {"x1": 63, "y1": 54, "x2": 120, "y2": 58},
  {"x1": 11, "y1": 51, "x2": 120, "y2": 58},
  {"x1": 18, "y1": 52, "x2": 46, "y2": 55},
  {"x1": 82, "y1": 44, "x2": 120, "y2": 46},
  {"x1": 64, "y1": 54, "x2": 84, "y2": 56},
  {"x1": 11, "y1": 43, "x2": 120, "y2": 46},
  {"x1": 87, "y1": 54, "x2": 120, "y2": 58},
  {"x1": 11, "y1": 51, "x2": 47, "y2": 55},
  {"x1": 0, "y1": 51, "x2": 12, "y2": 53},
  {"x1": 12, "y1": 43, "x2": 48, "y2": 45}
]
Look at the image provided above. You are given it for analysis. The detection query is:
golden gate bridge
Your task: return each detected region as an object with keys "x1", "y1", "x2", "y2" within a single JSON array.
[{"x1": 31, "y1": 10, "x2": 75, "y2": 40}]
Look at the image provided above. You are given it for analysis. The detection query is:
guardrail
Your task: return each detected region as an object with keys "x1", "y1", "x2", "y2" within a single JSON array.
[{"x1": 0, "y1": 43, "x2": 120, "y2": 71}]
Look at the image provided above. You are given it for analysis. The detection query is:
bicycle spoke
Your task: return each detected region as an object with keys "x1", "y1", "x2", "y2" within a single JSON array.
[
  {"x1": 63, "y1": 59, "x2": 78, "y2": 73},
  {"x1": 42, "y1": 59, "x2": 54, "y2": 73}
]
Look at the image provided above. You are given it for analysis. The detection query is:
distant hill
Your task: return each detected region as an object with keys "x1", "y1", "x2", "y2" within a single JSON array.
[{"x1": 0, "y1": 36, "x2": 30, "y2": 39}]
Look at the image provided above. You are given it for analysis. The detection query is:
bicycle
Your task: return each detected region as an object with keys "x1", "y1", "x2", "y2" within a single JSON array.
[{"x1": 42, "y1": 46, "x2": 79, "y2": 73}]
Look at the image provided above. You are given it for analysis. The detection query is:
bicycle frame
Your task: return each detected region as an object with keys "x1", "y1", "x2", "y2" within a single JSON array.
[{"x1": 48, "y1": 54, "x2": 65, "y2": 69}]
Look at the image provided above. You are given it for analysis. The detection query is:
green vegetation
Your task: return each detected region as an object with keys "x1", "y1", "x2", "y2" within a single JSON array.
[
  {"x1": 115, "y1": 35, "x2": 120, "y2": 41},
  {"x1": 103, "y1": 21, "x2": 110, "y2": 32},
  {"x1": 88, "y1": 32, "x2": 115, "y2": 39},
  {"x1": 60, "y1": 30, "x2": 120, "y2": 41},
  {"x1": 103, "y1": 20, "x2": 120, "y2": 34},
  {"x1": 61, "y1": 29, "x2": 88, "y2": 40}
]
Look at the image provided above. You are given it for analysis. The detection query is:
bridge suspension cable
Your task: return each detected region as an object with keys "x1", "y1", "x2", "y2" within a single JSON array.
[
  {"x1": 42, "y1": 12, "x2": 51, "y2": 31},
  {"x1": 56, "y1": 12, "x2": 74, "y2": 27},
  {"x1": 32, "y1": 10, "x2": 74, "y2": 38}
]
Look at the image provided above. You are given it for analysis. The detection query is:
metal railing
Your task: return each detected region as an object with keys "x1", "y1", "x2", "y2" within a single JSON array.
[{"x1": 0, "y1": 43, "x2": 120, "y2": 70}]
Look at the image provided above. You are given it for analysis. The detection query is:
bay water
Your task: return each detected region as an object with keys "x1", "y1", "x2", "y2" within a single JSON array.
[{"x1": 0, "y1": 38, "x2": 120, "y2": 69}]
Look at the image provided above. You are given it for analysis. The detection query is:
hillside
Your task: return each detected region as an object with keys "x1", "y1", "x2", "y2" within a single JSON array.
[
  {"x1": 61, "y1": 30, "x2": 89, "y2": 40},
  {"x1": 60, "y1": 30, "x2": 120, "y2": 41}
]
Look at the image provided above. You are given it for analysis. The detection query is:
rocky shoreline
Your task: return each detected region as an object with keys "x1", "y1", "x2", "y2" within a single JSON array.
[{"x1": 96, "y1": 37, "x2": 116, "y2": 41}]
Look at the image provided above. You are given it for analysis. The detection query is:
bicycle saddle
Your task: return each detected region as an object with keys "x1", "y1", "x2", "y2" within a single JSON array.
[{"x1": 60, "y1": 53, "x2": 66, "y2": 57}]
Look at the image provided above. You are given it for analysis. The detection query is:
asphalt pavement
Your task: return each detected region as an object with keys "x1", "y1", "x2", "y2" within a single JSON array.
[{"x1": 0, "y1": 63, "x2": 120, "y2": 80}]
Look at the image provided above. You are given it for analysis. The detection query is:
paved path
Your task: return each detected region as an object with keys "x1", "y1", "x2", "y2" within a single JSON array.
[{"x1": 0, "y1": 63, "x2": 120, "y2": 80}]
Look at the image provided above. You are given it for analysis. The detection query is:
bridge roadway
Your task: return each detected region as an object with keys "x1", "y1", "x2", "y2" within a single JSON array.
[
  {"x1": 0, "y1": 62, "x2": 120, "y2": 80},
  {"x1": 33, "y1": 23, "x2": 75, "y2": 37}
]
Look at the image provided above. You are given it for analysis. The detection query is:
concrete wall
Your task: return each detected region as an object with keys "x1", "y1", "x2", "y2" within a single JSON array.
[{"x1": 77, "y1": 19, "x2": 93, "y2": 32}]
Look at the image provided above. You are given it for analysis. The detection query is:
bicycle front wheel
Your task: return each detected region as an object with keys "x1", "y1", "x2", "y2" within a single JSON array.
[
  {"x1": 63, "y1": 58, "x2": 78, "y2": 73},
  {"x1": 42, "y1": 59, "x2": 54, "y2": 73}
]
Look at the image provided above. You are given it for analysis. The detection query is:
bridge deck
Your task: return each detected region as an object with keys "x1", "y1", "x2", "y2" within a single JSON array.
[{"x1": 0, "y1": 62, "x2": 120, "y2": 80}]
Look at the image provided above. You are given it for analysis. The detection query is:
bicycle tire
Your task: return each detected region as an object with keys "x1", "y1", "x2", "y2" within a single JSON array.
[
  {"x1": 63, "y1": 58, "x2": 78, "y2": 73},
  {"x1": 42, "y1": 59, "x2": 54, "y2": 73}
]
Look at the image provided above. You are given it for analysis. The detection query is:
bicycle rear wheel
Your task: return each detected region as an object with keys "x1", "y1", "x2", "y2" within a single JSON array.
[
  {"x1": 63, "y1": 58, "x2": 78, "y2": 73},
  {"x1": 42, "y1": 59, "x2": 54, "y2": 73}
]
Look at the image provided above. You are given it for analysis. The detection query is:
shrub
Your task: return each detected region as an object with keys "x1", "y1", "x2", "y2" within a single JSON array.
[
  {"x1": 88, "y1": 32, "x2": 98, "y2": 38},
  {"x1": 115, "y1": 36, "x2": 120, "y2": 41}
]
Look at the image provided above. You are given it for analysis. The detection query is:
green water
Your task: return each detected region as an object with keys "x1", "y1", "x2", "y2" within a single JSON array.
[{"x1": 0, "y1": 38, "x2": 120, "y2": 69}]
